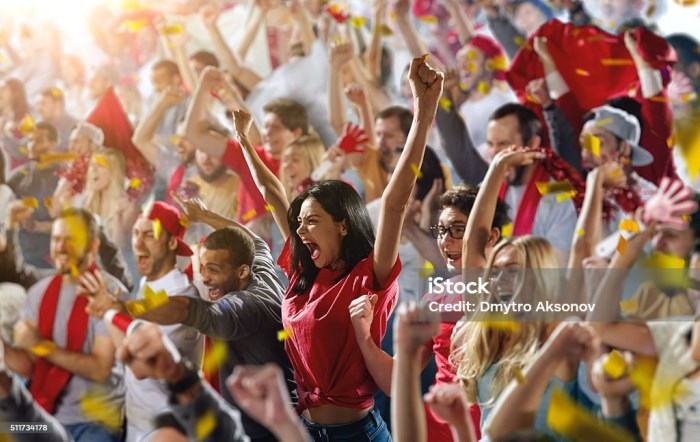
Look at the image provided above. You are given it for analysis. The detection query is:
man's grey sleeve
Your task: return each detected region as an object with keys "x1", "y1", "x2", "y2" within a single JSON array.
[
  {"x1": 97, "y1": 225, "x2": 134, "y2": 292},
  {"x1": 0, "y1": 376, "x2": 74, "y2": 442},
  {"x1": 160, "y1": 381, "x2": 249, "y2": 442},
  {"x1": 486, "y1": 13, "x2": 526, "y2": 60},
  {"x1": 543, "y1": 104, "x2": 582, "y2": 172},
  {"x1": 435, "y1": 106, "x2": 488, "y2": 185},
  {"x1": 184, "y1": 295, "x2": 262, "y2": 341}
]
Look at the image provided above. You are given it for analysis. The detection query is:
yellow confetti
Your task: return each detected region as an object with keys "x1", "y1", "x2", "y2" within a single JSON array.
[
  {"x1": 616, "y1": 235, "x2": 627, "y2": 256},
  {"x1": 43, "y1": 197, "x2": 53, "y2": 210},
  {"x1": 644, "y1": 252, "x2": 686, "y2": 269},
  {"x1": 161, "y1": 23, "x2": 184, "y2": 35},
  {"x1": 466, "y1": 61, "x2": 478, "y2": 73},
  {"x1": 30, "y1": 340, "x2": 57, "y2": 357},
  {"x1": 477, "y1": 81, "x2": 491, "y2": 94},
  {"x1": 81, "y1": 389, "x2": 122, "y2": 431},
  {"x1": 377, "y1": 24, "x2": 393, "y2": 36},
  {"x1": 588, "y1": 35, "x2": 606, "y2": 43},
  {"x1": 466, "y1": 50, "x2": 478, "y2": 59},
  {"x1": 50, "y1": 88, "x2": 63, "y2": 98},
  {"x1": 575, "y1": 68, "x2": 590, "y2": 76},
  {"x1": 94, "y1": 155, "x2": 109, "y2": 168},
  {"x1": 70, "y1": 263, "x2": 80, "y2": 278},
  {"x1": 143, "y1": 285, "x2": 169, "y2": 308},
  {"x1": 547, "y1": 387, "x2": 634, "y2": 441},
  {"x1": 581, "y1": 133, "x2": 601, "y2": 157},
  {"x1": 513, "y1": 36, "x2": 532, "y2": 50},
  {"x1": 120, "y1": 0, "x2": 144, "y2": 10},
  {"x1": 179, "y1": 215, "x2": 189, "y2": 228},
  {"x1": 514, "y1": 368, "x2": 526, "y2": 385},
  {"x1": 485, "y1": 55, "x2": 508, "y2": 72},
  {"x1": 459, "y1": 81, "x2": 467, "y2": 91},
  {"x1": 480, "y1": 314, "x2": 520, "y2": 332},
  {"x1": 501, "y1": 223, "x2": 513, "y2": 238},
  {"x1": 153, "y1": 218, "x2": 162, "y2": 241},
  {"x1": 18, "y1": 145, "x2": 28, "y2": 156},
  {"x1": 667, "y1": 135, "x2": 675, "y2": 149},
  {"x1": 196, "y1": 410, "x2": 217, "y2": 440},
  {"x1": 673, "y1": 0, "x2": 697, "y2": 6},
  {"x1": 609, "y1": 167, "x2": 624, "y2": 179},
  {"x1": 39, "y1": 152, "x2": 78, "y2": 164},
  {"x1": 65, "y1": 213, "x2": 89, "y2": 255},
  {"x1": 129, "y1": 178, "x2": 142, "y2": 189},
  {"x1": 277, "y1": 328, "x2": 294, "y2": 341},
  {"x1": 349, "y1": 16, "x2": 367, "y2": 28},
  {"x1": 648, "y1": 95, "x2": 673, "y2": 103},
  {"x1": 169, "y1": 135, "x2": 181, "y2": 145},
  {"x1": 681, "y1": 92, "x2": 698, "y2": 102},
  {"x1": 265, "y1": 204, "x2": 275, "y2": 212},
  {"x1": 619, "y1": 297, "x2": 638, "y2": 313},
  {"x1": 619, "y1": 219, "x2": 639, "y2": 233},
  {"x1": 123, "y1": 19, "x2": 149, "y2": 33},
  {"x1": 418, "y1": 15, "x2": 438, "y2": 24},
  {"x1": 18, "y1": 114, "x2": 35, "y2": 136},
  {"x1": 22, "y1": 197, "x2": 39, "y2": 208},
  {"x1": 439, "y1": 96, "x2": 452, "y2": 111},
  {"x1": 603, "y1": 350, "x2": 627, "y2": 380},
  {"x1": 410, "y1": 163, "x2": 422, "y2": 178},
  {"x1": 535, "y1": 180, "x2": 575, "y2": 196},
  {"x1": 202, "y1": 340, "x2": 227, "y2": 374},
  {"x1": 556, "y1": 190, "x2": 576, "y2": 202},
  {"x1": 419, "y1": 261, "x2": 435, "y2": 279},
  {"x1": 242, "y1": 209, "x2": 257, "y2": 222},
  {"x1": 601, "y1": 58, "x2": 634, "y2": 66},
  {"x1": 576, "y1": 228, "x2": 585, "y2": 236},
  {"x1": 389, "y1": 11, "x2": 397, "y2": 20},
  {"x1": 595, "y1": 118, "x2": 614, "y2": 127}
]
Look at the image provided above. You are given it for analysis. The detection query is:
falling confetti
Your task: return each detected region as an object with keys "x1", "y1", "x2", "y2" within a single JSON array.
[
  {"x1": 459, "y1": 81, "x2": 467, "y2": 91},
  {"x1": 581, "y1": 133, "x2": 601, "y2": 157},
  {"x1": 169, "y1": 135, "x2": 181, "y2": 145},
  {"x1": 595, "y1": 118, "x2": 614, "y2": 127},
  {"x1": 672, "y1": 0, "x2": 697, "y2": 6},
  {"x1": 277, "y1": 328, "x2": 294, "y2": 341},
  {"x1": 439, "y1": 96, "x2": 452, "y2": 111},
  {"x1": 619, "y1": 219, "x2": 639, "y2": 233},
  {"x1": 514, "y1": 368, "x2": 526, "y2": 385},
  {"x1": 39, "y1": 152, "x2": 78, "y2": 165},
  {"x1": 410, "y1": 163, "x2": 422, "y2": 178},
  {"x1": 608, "y1": 167, "x2": 624, "y2": 179},
  {"x1": 70, "y1": 263, "x2": 80, "y2": 279},
  {"x1": 419, "y1": 261, "x2": 435, "y2": 279},
  {"x1": 22, "y1": 197, "x2": 39, "y2": 208},
  {"x1": 576, "y1": 228, "x2": 585, "y2": 236},
  {"x1": 556, "y1": 190, "x2": 576, "y2": 202},
  {"x1": 501, "y1": 223, "x2": 513, "y2": 238},
  {"x1": 466, "y1": 61, "x2": 477, "y2": 73},
  {"x1": 349, "y1": 16, "x2": 367, "y2": 28},
  {"x1": 161, "y1": 23, "x2": 184, "y2": 35},
  {"x1": 202, "y1": 340, "x2": 227, "y2": 374},
  {"x1": 153, "y1": 219, "x2": 162, "y2": 241},
  {"x1": 264, "y1": 204, "x2": 275, "y2": 212},
  {"x1": 43, "y1": 197, "x2": 53, "y2": 210},
  {"x1": 122, "y1": 19, "x2": 149, "y2": 33},
  {"x1": 129, "y1": 178, "x2": 142, "y2": 189},
  {"x1": 242, "y1": 209, "x2": 257, "y2": 222},
  {"x1": 575, "y1": 69, "x2": 590, "y2": 76},
  {"x1": 196, "y1": 410, "x2": 217, "y2": 440},
  {"x1": 648, "y1": 95, "x2": 673, "y2": 103},
  {"x1": 535, "y1": 180, "x2": 575, "y2": 196},
  {"x1": 603, "y1": 350, "x2": 627, "y2": 380},
  {"x1": 389, "y1": 11, "x2": 397, "y2": 20},
  {"x1": 616, "y1": 235, "x2": 627, "y2": 256},
  {"x1": 547, "y1": 387, "x2": 634, "y2": 441},
  {"x1": 377, "y1": 24, "x2": 394, "y2": 36},
  {"x1": 81, "y1": 389, "x2": 122, "y2": 431},
  {"x1": 466, "y1": 50, "x2": 478, "y2": 59},
  {"x1": 179, "y1": 215, "x2": 189, "y2": 228},
  {"x1": 18, "y1": 146, "x2": 28, "y2": 156},
  {"x1": 477, "y1": 81, "x2": 491, "y2": 95},
  {"x1": 418, "y1": 15, "x2": 438, "y2": 23},
  {"x1": 94, "y1": 155, "x2": 109, "y2": 168},
  {"x1": 125, "y1": 286, "x2": 169, "y2": 316},
  {"x1": 30, "y1": 340, "x2": 57, "y2": 357},
  {"x1": 50, "y1": 88, "x2": 63, "y2": 98},
  {"x1": 667, "y1": 135, "x2": 675, "y2": 149},
  {"x1": 18, "y1": 114, "x2": 35, "y2": 135},
  {"x1": 601, "y1": 59, "x2": 634, "y2": 66},
  {"x1": 619, "y1": 297, "x2": 638, "y2": 313}
]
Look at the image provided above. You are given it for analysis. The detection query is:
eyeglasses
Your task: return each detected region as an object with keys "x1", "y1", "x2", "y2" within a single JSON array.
[{"x1": 430, "y1": 224, "x2": 466, "y2": 239}]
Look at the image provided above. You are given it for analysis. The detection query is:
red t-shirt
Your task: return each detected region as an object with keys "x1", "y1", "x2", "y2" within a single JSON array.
[
  {"x1": 278, "y1": 238, "x2": 401, "y2": 412},
  {"x1": 222, "y1": 139, "x2": 281, "y2": 224}
]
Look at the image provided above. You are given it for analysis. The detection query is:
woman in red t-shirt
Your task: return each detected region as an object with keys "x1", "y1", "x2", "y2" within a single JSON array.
[{"x1": 233, "y1": 56, "x2": 444, "y2": 440}]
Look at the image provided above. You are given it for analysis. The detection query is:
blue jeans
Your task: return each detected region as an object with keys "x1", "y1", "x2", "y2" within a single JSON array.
[
  {"x1": 301, "y1": 407, "x2": 392, "y2": 442},
  {"x1": 64, "y1": 422, "x2": 120, "y2": 442}
]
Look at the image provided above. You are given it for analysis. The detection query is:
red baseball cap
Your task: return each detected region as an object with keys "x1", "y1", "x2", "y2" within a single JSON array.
[{"x1": 147, "y1": 202, "x2": 193, "y2": 256}]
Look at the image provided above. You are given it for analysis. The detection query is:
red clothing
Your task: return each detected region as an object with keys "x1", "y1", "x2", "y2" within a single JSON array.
[
  {"x1": 222, "y1": 139, "x2": 281, "y2": 224},
  {"x1": 278, "y1": 238, "x2": 401, "y2": 412}
]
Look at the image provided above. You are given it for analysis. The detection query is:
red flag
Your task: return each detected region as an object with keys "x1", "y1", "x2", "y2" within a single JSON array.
[{"x1": 87, "y1": 87, "x2": 154, "y2": 200}]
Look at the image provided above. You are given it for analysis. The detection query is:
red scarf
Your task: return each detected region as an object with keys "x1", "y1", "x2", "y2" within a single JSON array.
[
  {"x1": 30, "y1": 271, "x2": 92, "y2": 414},
  {"x1": 166, "y1": 164, "x2": 186, "y2": 205}
]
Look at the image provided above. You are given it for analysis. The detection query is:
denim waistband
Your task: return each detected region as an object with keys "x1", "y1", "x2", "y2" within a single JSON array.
[{"x1": 301, "y1": 407, "x2": 381, "y2": 437}]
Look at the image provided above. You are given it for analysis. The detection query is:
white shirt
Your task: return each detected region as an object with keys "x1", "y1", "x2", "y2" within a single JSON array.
[
  {"x1": 125, "y1": 269, "x2": 204, "y2": 442},
  {"x1": 459, "y1": 87, "x2": 516, "y2": 152}
]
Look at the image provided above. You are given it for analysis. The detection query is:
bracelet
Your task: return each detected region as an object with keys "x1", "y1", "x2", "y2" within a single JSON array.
[{"x1": 166, "y1": 360, "x2": 200, "y2": 395}]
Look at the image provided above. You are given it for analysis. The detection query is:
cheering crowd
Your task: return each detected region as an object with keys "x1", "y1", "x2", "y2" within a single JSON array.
[{"x1": 0, "y1": 0, "x2": 699, "y2": 440}]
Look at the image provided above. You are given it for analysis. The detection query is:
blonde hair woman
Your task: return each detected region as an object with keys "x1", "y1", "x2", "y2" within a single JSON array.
[
  {"x1": 278, "y1": 135, "x2": 325, "y2": 200},
  {"x1": 452, "y1": 235, "x2": 559, "y2": 431},
  {"x1": 84, "y1": 148, "x2": 138, "y2": 249}
]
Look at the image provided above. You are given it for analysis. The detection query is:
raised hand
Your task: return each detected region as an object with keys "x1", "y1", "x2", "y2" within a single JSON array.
[
  {"x1": 390, "y1": 0, "x2": 411, "y2": 17},
  {"x1": 408, "y1": 55, "x2": 445, "y2": 112},
  {"x1": 13, "y1": 320, "x2": 43, "y2": 350},
  {"x1": 493, "y1": 145, "x2": 546, "y2": 169},
  {"x1": 81, "y1": 270, "x2": 122, "y2": 319},
  {"x1": 424, "y1": 383, "x2": 473, "y2": 428},
  {"x1": 6, "y1": 200, "x2": 34, "y2": 230},
  {"x1": 598, "y1": 161, "x2": 627, "y2": 189},
  {"x1": 543, "y1": 322, "x2": 598, "y2": 364},
  {"x1": 115, "y1": 322, "x2": 183, "y2": 382},
  {"x1": 172, "y1": 195, "x2": 209, "y2": 224},
  {"x1": 344, "y1": 83, "x2": 367, "y2": 106},
  {"x1": 642, "y1": 177, "x2": 698, "y2": 228},
  {"x1": 330, "y1": 41, "x2": 354, "y2": 68},
  {"x1": 526, "y1": 78, "x2": 552, "y2": 108},
  {"x1": 233, "y1": 109, "x2": 254, "y2": 138},
  {"x1": 349, "y1": 294, "x2": 378, "y2": 341},
  {"x1": 199, "y1": 3, "x2": 220, "y2": 29},
  {"x1": 394, "y1": 301, "x2": 440, "y2": 353},
  {"x1": 337, "y1": 122, "x2": 369, "y2": 154},
  {"x1": 533, "y1": 36, "x2": 553, "y2": 64},
  {"x1": 158, "y1": 85, "x2": 185, "y2": 108}
]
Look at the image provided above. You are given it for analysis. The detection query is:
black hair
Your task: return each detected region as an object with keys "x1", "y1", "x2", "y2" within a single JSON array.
[
  {"x1": 489, "y1": 103, "x2": 542, "y2": 144},
  {"x1": 439, "y1": 184, "x2": 511, "y2": 231},
  {"x1": 203, "y1": 227, "x2": 255, "y2": 268},
  {"x1": 287, "y1": 180, "x2": 374, "y2": 294},
  {"x1": 415, "y1": 147, "x2": 445, "y2": 201},
  {"x1": 376, "y1": 106, "x2": 414, "y2": 138},
  {"x1": 666, "y1": 34, "x2": 700, "y2": 69}
]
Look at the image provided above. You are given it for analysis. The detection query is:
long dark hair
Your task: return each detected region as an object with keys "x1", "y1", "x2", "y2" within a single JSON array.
[
  {"x1": 287, "y1": 180, "x2": 375, "y2": 294},
  {"x1": 2, "y1": 78, "x2": 30, "y2": 119}
]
